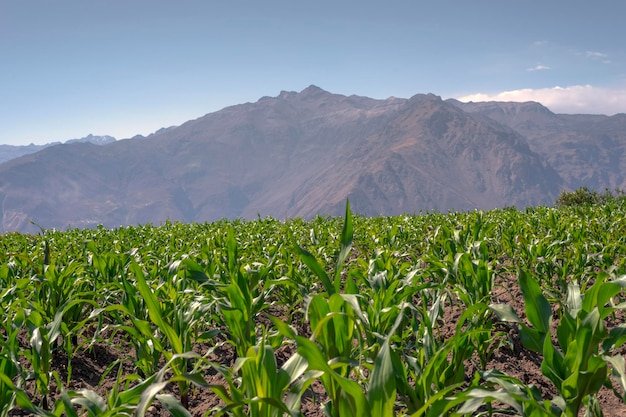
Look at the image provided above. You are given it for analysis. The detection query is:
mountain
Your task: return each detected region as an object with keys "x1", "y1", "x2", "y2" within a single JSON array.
[
  {"x1": 65, "y1": 134, "x2": 116, "y2": 146},
  {"x1": 450, "y1": 100, "x2": 626, "y2": 191},
  {"x1": 0, "y1": 134, "x2": 116, "y2": 165},
  {"x1": 0, "y1": 85, "x2": 622, "y2": 233}
]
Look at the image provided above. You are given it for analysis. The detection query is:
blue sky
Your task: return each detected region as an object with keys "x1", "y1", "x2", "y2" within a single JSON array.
[{"x1": 2, "y1": 1, "x2": 625, "y2": 145}]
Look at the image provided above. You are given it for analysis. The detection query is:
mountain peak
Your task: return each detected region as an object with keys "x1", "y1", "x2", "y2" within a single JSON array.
[
  {"x1": 300, "y1": 84, "x2": 326, "y2": 95},
  {"x1": 277, "y1": 85, "x2": 332, "y2": 101},
  {"x1": 408, "y1": 93, "x2": 443, "y2": 104},
  {"x1": 66, "y1": 134, "x2": 116, "y2": 145}
]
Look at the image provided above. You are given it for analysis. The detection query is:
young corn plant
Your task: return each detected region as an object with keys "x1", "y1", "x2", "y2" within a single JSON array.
[
  {"x1": 23, "y1": 309, "x2": 60, "y2": 410},
  {"x1": 350, "y1": 255, "x2": 423, "y2": 358},
  {"x1": 395, "y1": 303, "x2": 480, "y2": 415},
  {"x1": 129, "y1": 260, "x2": 209, "y2": 410},
  {"x1": 22, "y1": 300, "x2": 97, "y2": 410},
  {"x1": 90, "y1": 253, "x2": 164, "y2": 379},
  {"x1": 292, "y1": 200, "x2": 353, "y2": 296},
  {"x1": 425, "y1": 227, "x2": 502, "y2": 369},
  {"x1": 45, "y1": 352, "x2": 209, "y2": 417},
  {"x1": 92, "y1": 259, "x2": 212, "y2": 410},
  {"x1": 455, "y1": 369, "x2": 557, "y2": 416},
  {"x1": 0, "y1": 306, "x2": 26, "y2": 417},
  {"x1": 214, "y1": 226, "x2": 279, "y2": 357},
  {"x1": 46, "y1": 372, "x2": 151, "y2": 417},
  {"x1": 274, "y1": 292, "x2": 399, "y2": 417},
  {"x1": 490, "y1": 269, "x2": 626, "y2": 416},
  {"x1": 207, "y1": 335, "x2": 313, "y2": 417},
  {"x1": 18, "y1": 297, "x2": 95, "y2": 411}
]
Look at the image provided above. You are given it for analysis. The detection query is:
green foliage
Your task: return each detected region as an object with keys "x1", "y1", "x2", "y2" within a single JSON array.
[
  {"x1": 1, "y1": 199, "x2": 626, "y2": 415},
  {"x1": 555, "y1": 186, "x2": 625, "y2": 207},
  {"x1": 490, "y1": 271, "x2": 626, "y2": 416}
]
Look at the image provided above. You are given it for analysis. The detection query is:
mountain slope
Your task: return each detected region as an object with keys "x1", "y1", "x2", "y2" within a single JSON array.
[
  {"x1": 452, "y1": 100, "x2": 626, "y2": 191},
  {"x1": 0, "y1": 86, "x2": 574, "y2": 232}
]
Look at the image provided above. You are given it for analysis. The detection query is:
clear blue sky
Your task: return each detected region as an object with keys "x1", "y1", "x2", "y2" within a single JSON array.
[{"x1": 2, "y1": 1, "x2": 625, "y2": 145}]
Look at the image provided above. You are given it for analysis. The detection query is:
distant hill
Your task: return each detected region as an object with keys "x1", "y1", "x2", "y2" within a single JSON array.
[
  {"x1": 0, "y1": 134, "x2": 116, "y2": 165},
  {"x1": 0, "y1": 86, "x2": 624, "y2": 233}
]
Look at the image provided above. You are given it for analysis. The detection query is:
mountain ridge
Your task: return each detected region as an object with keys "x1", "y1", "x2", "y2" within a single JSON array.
[
  {"x1": 0, "y1": 134, "x2": 116, "y2": 165},
  {"x1": 1, "y1": 86, "x2": 623, "y2": 233}
]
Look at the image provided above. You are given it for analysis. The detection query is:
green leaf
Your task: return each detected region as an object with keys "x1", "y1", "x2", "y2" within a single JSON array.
[
  {"x1": 519, "y1": 270, "x2": 551, "y2": 334},
  {"x1": 596, "y1": 282, "x2": 622, "y2": 318},
  {"x1": 71, "y1": 389, "x2": 107, "y2": 414},
  {"x1": 131, "y1": 261, "x2": 183, "y2": 354},
  {"x1": 293, "y1": 240, "x2": 333, "y2": 295},
  {"x1": 117, "y1": 374, "x2": 156, "y2": 405},
  {"x1": 489, "y1": 303, "x2": 521, "y2": 323},
  {"x1": 136, "y1": 381, "x2": 168, "y2": 417},
  {"x1": 565, "y1": 281, "x2": 582, "y2": 317},
  {"x1": 520, "y1": 324, "x2": 546, "y2": 353},
  {"x1": 281, "y1": 352, "x2": 309, "y2": 385},
  {"x1": 604, "y1": 354, "x2": 626, "y2": 401},
  {"x1": 58, "y1": 391, "x2": 80, "y2": 417},
  {"x1": 541, "y1": 331, "x2": 565, "y2": 392},
  {"x1": 557, "y1": 312, "x2": 578, "y2": 357},
  {"x1": 334, "y1": 199, "x2": 354, "y2": 293},
  {"x1": 294, "y1": 336, "x2": 371, "y2": 416},
  {"x1": 226, "y1": 226, "x2": 238, "y2": 276},
  {"x1": 580, "y1": 356, "x2": 607, "y2": 397},
  {"x1": 156, "y1": 394, "x2": 192, "y2": 417},
  {"x1": 604, "y1": 325, "x2": 626, "y2": 351},
  {"x1": 368, "y1": 339, "x2": 396, "y2": 417}
]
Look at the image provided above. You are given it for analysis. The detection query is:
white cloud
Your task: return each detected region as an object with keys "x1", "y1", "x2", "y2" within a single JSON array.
[
  {"x1": 527, "y1": 64, "x2": 551, "y2": 72},
  {"x1": 585, "y1": 51, "x2": 608, "y2": 59},
  {"x1": 581, "y1": 51, "x2": 611, "y2": 64},
  {"x1": 457, "y1": 85, "x2": 626, "y2": 115}
]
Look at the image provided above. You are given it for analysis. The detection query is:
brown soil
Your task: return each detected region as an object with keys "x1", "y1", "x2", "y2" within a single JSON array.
[{"x1": 8, "y1": 273, "x2": 626, "y2": 417}]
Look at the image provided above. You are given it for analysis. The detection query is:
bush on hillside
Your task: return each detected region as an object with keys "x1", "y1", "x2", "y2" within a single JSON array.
[{"x1": 555, "y1": 186, "x2": 625, "y2": 207}]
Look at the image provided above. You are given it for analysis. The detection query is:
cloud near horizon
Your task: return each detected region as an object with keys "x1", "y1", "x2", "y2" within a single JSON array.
[{"x1": 457, "y1": 85, "x2": 626, "y2": 116}]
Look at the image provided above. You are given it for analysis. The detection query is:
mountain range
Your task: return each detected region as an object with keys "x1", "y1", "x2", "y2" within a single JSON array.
[
  {"x1": 0, "y1": 134, "x2": 116, "y2": 165},
  {"x1": 1, "y1": 85, "x2": 624, "y2": 233}
]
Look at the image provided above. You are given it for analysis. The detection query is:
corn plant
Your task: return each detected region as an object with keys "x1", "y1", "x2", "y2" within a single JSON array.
[
  {"x1": 490, "y1": 270, "x2": 626, "y2": 416},
  {"x1": 39, "y1": 352, "x2": 209, "y2": 417},
  {"x1": 350, "y1": 252, "x2": 425, "y2": 357},
  {"x1": 206, "y1": 335, "x2": 313, "y2": 417},
  {"x1": 273, "y1": 292, "x2": 398, "y2": 417},
  {"x1": 213, "y1": 226, "x2": 280, "y2": 357},
  {"x1": 23, "y1": 309, "x2": 59, "y2": 410},
  {"x1": 456, "y1": 369, "x2": 556, "y2": 416},
  {"x1": 0, "y1": 308, "x2": 25, "y2": 417},
  {"x1": 0, "y1": 373, "x2": 40, "y2": 417},
  {"x1": 396, "y1": 303, "x2": 481, "y2": 415},
  {"x1": 87, "y1": 258, "x2": 210, "y2": 409},
  {"x1": 3, "y1": 195, "x2": 626, "y2": 415},
  {"x1": 48, "y1": 372, "x2": 150, "y2": 417},
  {"x1": 292, "y1": 200, "x2": 353, "y2": 296},
  {"x1": 130, "y1": 260, "x2": 208, "y2": 410}
]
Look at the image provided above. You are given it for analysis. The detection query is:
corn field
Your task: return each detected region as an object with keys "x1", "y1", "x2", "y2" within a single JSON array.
[{"x1": 1, "y1": 200, "x2": 626, "y2": 416}]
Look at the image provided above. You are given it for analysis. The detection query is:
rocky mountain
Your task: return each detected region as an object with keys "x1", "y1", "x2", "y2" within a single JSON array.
[
  {"x1": 0, "y1": 86, "x2": 623, "y2": 233},
  {"x1": 0, "y1": 134, "x2": 116, "y2": 165},
  {"x1": 449, "y1": 100, "x2": 626, "y2": 191},
  {"x1": 65, "y1": 134, "x2": 116, "y2": 146}
]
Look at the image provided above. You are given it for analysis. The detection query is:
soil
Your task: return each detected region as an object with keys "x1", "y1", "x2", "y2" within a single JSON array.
[{"x1": 7, "y1": 273, "x2": 626, "y2": 417}]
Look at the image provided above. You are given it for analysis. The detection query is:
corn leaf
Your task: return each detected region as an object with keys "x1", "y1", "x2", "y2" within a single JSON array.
[{"x1": 519, "y1": 269, "x2": 551, "y2": 334}]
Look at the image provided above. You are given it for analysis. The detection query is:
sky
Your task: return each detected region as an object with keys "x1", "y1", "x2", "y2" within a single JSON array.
[{"x1": 2, "y1": 1, "x2": 626, "y2": 146}]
